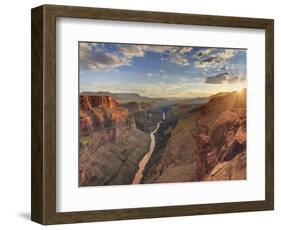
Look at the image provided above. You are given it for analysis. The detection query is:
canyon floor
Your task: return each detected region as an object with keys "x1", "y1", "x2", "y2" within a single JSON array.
[{"x1": 79, "y1": 89, "x2": 246, "y2": 186}]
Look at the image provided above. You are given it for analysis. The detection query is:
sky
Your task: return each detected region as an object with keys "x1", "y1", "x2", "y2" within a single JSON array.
[{"x1": 79, "y1": 42, "x2": 246, "y2": 98}]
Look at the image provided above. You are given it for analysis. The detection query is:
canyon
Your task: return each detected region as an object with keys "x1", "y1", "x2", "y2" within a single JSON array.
[
  {"x1": 79, "y1": 94, "x2": 162, "y2": 186},
  {"x1": 79, "y1": 89, "x2": 247, "y2": 186},
  {"x1": 142, "y1": 89, "x2": 246, "y2": 183}
]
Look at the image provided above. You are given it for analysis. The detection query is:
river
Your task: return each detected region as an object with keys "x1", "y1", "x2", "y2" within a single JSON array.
[{"x1": 132, "y1": 112, "x2": 166, "y2": 184}]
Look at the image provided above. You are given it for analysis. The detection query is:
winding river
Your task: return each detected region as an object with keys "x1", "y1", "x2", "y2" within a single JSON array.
[{"x1": 132, "y1": 112, "x2": 166, "y2": 184}]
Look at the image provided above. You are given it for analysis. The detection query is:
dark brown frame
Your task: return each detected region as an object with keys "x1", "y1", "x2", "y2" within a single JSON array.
[{"x1": 31, "y1": 4, "x2": 274, "y2": 225}]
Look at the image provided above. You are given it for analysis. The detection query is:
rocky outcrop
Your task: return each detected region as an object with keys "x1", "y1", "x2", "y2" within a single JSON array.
[
  {"x1": 204, "y1": 109, "x2": 246, "y2": 180},
  {"x1": 192, "y1": 90, "x2": 246, "y2": 181},
  {"x1": 191, "y1": 108, "x2": 246, "y2": 181},
  {"x1": 79, "y1": 95, "x2": 131, "y2": 135},
  {"x1": 79, "y1": 95, "x2": 150, "y2": 186},
  {"x1": 80, "y1": 95, "x2": 118, "y2": 109},
  {"x1": 123, "y1": 101, "x2": 163, "y2": 133}
]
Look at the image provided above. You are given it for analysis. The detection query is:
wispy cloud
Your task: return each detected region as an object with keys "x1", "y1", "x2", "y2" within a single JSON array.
[
  {"x1": 118, "y1": 45, "x2": 145, "y2": 58},
  {"x1": 168, "y1": 53, "x2": 189, "y2": 65},
  {"x1": 80, "y1": 43, "x2": 194, "y2": 71},
  {"x1": 204, "y1": 72, "x2": 228, "y2": 84},
  {"x1": 147, "y1": 72, "x2": 160, "y2": 80},
  {"x1": 195, "y1": 48, "x2": 216, "y2": 58},
  {"x1": 80, "y1": 43, "x2": 129, "y2": 70},
  {"x1": 195, "y1": 49, "x2": 239, "y2": 68},
  {"x1": 204, "y1": 72, "x2": 246, "y2": 84},
  {"x1": 142, "y1": 45, "x2": 192, "y2": 54},
  {"x1": 148, "y1": 46, "x2": 192, "y2": 66},
  {"x1": 227, "y1": 76, "x2": 246, "y2": 84}
]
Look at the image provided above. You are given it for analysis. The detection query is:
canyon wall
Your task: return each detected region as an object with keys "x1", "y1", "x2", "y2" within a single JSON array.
[
  {"x1": 123, "y1": 101, "x2": 163, "y2": 133},
  {"x1": 79, "y1": 95, "x2": 151, "y2": 186},
  {"x1": 142, "y1": 90, "x2": 247, "y2": 183}
]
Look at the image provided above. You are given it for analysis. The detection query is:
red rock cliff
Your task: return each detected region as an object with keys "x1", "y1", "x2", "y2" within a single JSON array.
[
  {"x1": 79, "y1": 95, "x2": 132, "y2": 134},
  {"x1": 80, "y1": 95, "x2": 118, "y2": 110}
]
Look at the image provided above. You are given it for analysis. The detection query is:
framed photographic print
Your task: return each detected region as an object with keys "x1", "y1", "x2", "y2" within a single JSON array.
[{"x1": 31, "y1": 4, "x2": 274, "y2": 225}]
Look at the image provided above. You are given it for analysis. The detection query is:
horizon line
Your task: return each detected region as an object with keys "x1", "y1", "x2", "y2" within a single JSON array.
[{"x1": 79, "y1": 88, "x2": 246, "y2": 99}]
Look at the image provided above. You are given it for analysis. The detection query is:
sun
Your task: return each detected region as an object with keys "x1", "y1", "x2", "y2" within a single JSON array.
[{"x1": 237, "y1": 88, "x2": 245, "y2": 94}]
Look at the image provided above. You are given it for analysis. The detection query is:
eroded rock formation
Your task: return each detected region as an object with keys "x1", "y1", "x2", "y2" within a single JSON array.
[{"x1": 79, "y1": 95, "x2": 151, "y2": 186}]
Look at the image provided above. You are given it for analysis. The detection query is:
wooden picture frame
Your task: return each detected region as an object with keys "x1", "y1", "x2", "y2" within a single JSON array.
[{"x1": 31, "y1": 4, "x2": 274, "y2": 225}]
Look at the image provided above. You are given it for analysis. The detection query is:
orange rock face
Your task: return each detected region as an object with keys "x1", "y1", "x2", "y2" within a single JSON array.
[
  {"x1": 142, "y1": 89, "x2": 246, "y2": 183},
  {"x1": 193, "y1": 90, "x2": 247, "y2": 181},
  {"x1": 79, "y1": 95, "x2": 131, "y2": 135},
  {"x1": 80, "y1": 95, "x2": 118, "y2": 110}
]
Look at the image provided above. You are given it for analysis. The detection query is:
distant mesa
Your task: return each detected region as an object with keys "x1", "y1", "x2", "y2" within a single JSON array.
[
  {"x1": 80, "y1": 91, "x2": 167, "y2": 104},
  {"x1": 81, "y1": 91, "x2": 142, "y2": 99},
  {"x1": 82, "y1": 91, "x2": 140, "y2": 96}
]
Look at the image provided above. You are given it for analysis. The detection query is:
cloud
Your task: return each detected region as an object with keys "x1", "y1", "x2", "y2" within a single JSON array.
[
  {"x1": 180, "y1": 78, "x2": 189, "y2": 82},
  {"x1": 80, "y1": 43, "x2": 194, "y2": 70},
  {"x1": 138, "y1": 45, "x2": 193, "y2": 66},
  {"x1": 196, "y1": 48, "x2": 216, "y2": 58},
  {"x1": 79, "y1": 43, "x2": 91, "y2": 60},
  {"x1": 118, "y1": 45, "x2": 145, "y2": 58},
  {"x1": 168, "y1": 53, "x2": 189, "y2": 65},
  {"x1": 147, "y1": 72, "x2": 161, "y2": 77},
  {"x1": 149, "y1": 46, "x2": 190, "y2": 65},
  {"x1": 178, "y1": 47, "x2": 193, "y2": 53},
  {"x1": 146, "y1": 72, "x2": 160, "y2": 81},
  {"x1": 219, "y1": 49, "x2": 238, "y2": 59},
  {"x1": 227, "y1": 76, "x2": 246, "y2": 84},
  {"x1": 204, "y1": 72, "x2": 246, "y2": 84},
  {"x1": 204, "y1": 72, "x2": 229, "y2": 84},
  {"x1": 143, "y1": 45, "x2": 192, "y2": 66},
  {"x1": 88, "y1": 52, "x2": 128, "y2": 70},
  {"x1": 195, "y1": 49, "x2": 238, "y2": 68},
  {"x1": 196, "y1": 56, "x2": 219, "y2": 68},
  {"x1": 80, "y1": 43, "x2": 146, "y2": 70},
  {"x1": 81, "y1": 45, "x2": 129, "y2": 70},
  {"x1": 142, "y1": 45, "x2": 192, "y2": 54},
  {"x1": 142, "y1": 45, "x2": 174, "y2": 53},
  {"x1": 146, "y1": 69, "x2": 167, "y2": 78}
]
